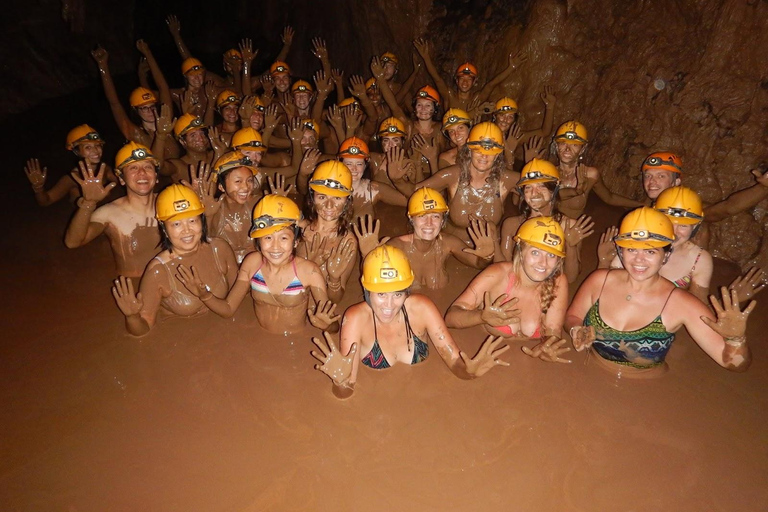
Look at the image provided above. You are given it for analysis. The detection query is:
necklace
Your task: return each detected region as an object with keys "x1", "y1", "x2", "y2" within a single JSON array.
[{"x1": 626, "y1": 294, "x2": 632, "y2": 301}]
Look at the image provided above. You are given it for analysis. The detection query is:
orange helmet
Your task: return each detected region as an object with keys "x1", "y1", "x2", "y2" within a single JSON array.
[
  {"x1": 301, "y1": 118, "x2": 319, "y2": 137},
  {"x1": 270, "y1": 61, "x2": 290, "y2": 76},
  {"x1": 291, "y1": 80, "x2": 313, "y2": 94},
  {"x1": 380, "y1": 52, "x2": 398, "y2": 65},
  {"x1": 415, "y1": 85, "x2": 440, "y2": 104},
  {"x1": 365, "y1": 78, "x2": 377, "y2": 91},
  {"x1": 129, "y1": 87, "x2": 157, "y2": 108},
  {"x1": 642, "y1": 152, "x2": 683, "y2": 175},
  {"x1": 223, "y1": 48, "x2": 242, "y2": 61},
  {"x1": 466, "y1": 122, "x2": 504, "y2": 155},
  {"x1": 339, "y1": 137, "x2": 370, "y2": 160},
  {"x1": 456, "y1": 62, "x2": 478, "y2": 77},
  {"x1": 378, "y1": 117, "x2": 407, "y2": 138},
  {"x1": 66, "y1": 125, "x2": 104, "y2": 151},
  {"x1": 181, "y1": 57, "x2": 205, "y2": 76}
]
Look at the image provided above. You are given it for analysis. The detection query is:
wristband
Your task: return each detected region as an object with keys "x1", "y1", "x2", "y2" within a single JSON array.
[{"x1": 724, "y1": 336, "x2": 746, "y2": 347}]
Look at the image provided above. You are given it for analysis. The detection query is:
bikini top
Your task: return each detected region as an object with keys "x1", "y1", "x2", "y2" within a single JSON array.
[
  {"x1": 250, "y1": 258, "x2": 305, "y2": 296},
  {"x1": 494, "y1": 272, "x2": 543, "y2": 338},
  {"x1": 584, "y1": 271, "x2": 676, "y2": 369},
  {"x1": 672, "y1": 248, "x2": 703, "y2": 289},
  {"x1": 362, "y1": 306, "x2": 429, "y2": 369}
]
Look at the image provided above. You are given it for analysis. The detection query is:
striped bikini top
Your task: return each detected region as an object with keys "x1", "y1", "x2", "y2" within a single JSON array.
[
  {"x1": 672, "y1": 248, "x2": 702, "y2": 289},
  {"x1": 250, "y1": 258, "x2": 305, "y2": 296}
]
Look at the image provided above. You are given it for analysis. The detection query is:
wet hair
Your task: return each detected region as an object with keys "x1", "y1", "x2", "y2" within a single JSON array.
[
  {"x1": 411, "y1": 97, "x2": 442, "y2": 122},
  {"x1": 304, "y1": 190, "x2": 353, "y2": 237},
  {"x1": 456, "y1": 145, "x2": 504, "y2": 191},
  {"x1": 519, "y1": 181, "x2": 562, "y2": 220},
  {"x1": 159, "y1": 213, "x2": 209, "y2": 253},
  {"x1": 511, "y1": 241, "x2": 563, "y2": 315}
]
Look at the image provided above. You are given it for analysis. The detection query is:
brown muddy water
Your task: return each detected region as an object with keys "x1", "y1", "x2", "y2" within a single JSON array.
[{"x1": 1, "y1": 104, "x2": 766, "y2": 511}]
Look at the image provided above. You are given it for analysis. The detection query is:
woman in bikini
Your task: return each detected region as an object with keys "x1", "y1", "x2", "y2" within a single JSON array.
[
  {"x1": 445, "y1": 217, "x2": 569, "y2": 340},
  {"x1": 566, "y1": 207, "x2": 755, "y2": 375},
  {"x1": 175, "y1": 195, "x2": 338, "y2": 335},
  {"x1": 111, "y1": 184, "x2": 238, "y2": 336},
  {"x1": 310, "y1": 245, "x2": 510, "y2": 399}
]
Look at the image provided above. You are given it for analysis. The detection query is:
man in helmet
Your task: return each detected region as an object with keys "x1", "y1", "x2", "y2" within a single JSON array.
[
  {"x1": 64, "y1": 143, "x2": 161, "y2": 280},
  {"x1": 413, "y1": 37, "x2": 526, "y2": 114},
  {"x1": 158, "y1": 114, "x2": 221, "y2": 184},
  {"x1": 387, "y1": 122, "x2": 521, "y2": 242},
  {"x1": 491, "y1": 90, "x2": 556, "y2": 153},
  {"x1": 25, "y1": 125, "x2": 117, "y2": 207},
  {"x1": 353, "y1": 187, "x2": 496, "y2": 290},
  {"x1": 553, "y1": 120, "x2": 644, "y2": 219}
]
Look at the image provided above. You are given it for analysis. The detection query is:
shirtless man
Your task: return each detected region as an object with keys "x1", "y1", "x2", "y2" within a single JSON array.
[
  {"x1": 64, "y1": 142, "x2": 160, "y2": 280},
  {"x1": 25, "y1": 125, "x2": 116, "y2": 206},
  {"x1": 159, "y1": 114, "x2": 222, "y2": 183},
  {"x1": 353, "y1": 188, "x2": 496, "y2": 290},
  {"x1": 213, "y1": 90, "x2": 241, "y2": 145},
  {"x1": 553, "y1": 121, "x2": 643, "y2": 219},
  {"x1": 388, "y1": 122, "x2": 520, "y2": 242}
]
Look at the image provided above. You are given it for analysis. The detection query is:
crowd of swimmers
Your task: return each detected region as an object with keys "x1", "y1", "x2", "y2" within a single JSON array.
[{"x1": 25, "y1": 18, "x2": 768, "y2": 397}]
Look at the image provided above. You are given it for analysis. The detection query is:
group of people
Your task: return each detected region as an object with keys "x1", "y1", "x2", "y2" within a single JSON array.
[{"x1": 25, "y1": 18, "x2": 768, "y2": 398}]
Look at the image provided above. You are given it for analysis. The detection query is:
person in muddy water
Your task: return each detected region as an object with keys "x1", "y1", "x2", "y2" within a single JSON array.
[
  {"x1": 175, "y1": 195, "x2": 339, "y2": 335},
  {"x1": 64, "y1": 142, "x2": 161, "y2": 280},
  {"x1": 159, "y1": 114, "x2": 222, "y2": 184},
  {"x1": 296, "y1": 161, "x2": 359, "y2": 303},
  {"x1": 213, "y1": 90, "x2": 241, "y2": 146},
  {"x1": 25, "y1": 125, "x2": 117, "y2": 206},
  {"x1": 111, "y1": 184, "x2": 238, "y2": 336},
  {"x1": 366, "y1": 117, "x2": 407, "y2": 184},
  {"x1": 566, "y1": 207, "x2": 756, "y2": 375},
  {"x1": 388, "y1": 122, "x2": 520, "y2": 242},
  {"x1": 310, "y1": 245, "x2": 511, "y2": 399},
  {"x1": 446, "y1": 217, "x2": 568, "y2": 345},
  {"x1": 498, "y1": 158, "x2": 594, "y2": 283},
  {"x1": 353, "y1": 188, "x2": 496, "y2": 290},
  {"x1": 492, "y1": 94, "x2": 556, "y2": 151},
  {"x1": 438, "y1": 108, "x2": 472, "y2": 169},
  {"x1": 552, "y1": 121, "x2": 644, "y2": 219}
]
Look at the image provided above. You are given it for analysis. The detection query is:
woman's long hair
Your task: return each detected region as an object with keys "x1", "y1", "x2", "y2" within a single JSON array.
[
  {"x1": 511, "y1": 241, "x2": 563, "y2": 316},
  {"x1": 456, "y1": 145, "x2": 504, "y2": 191},
  {"x1": 303, "y1": 190, "x2": 353, "y2": 237},
  {"x1": 159, "y1": 213, "x2": 209, "y2": 253}
]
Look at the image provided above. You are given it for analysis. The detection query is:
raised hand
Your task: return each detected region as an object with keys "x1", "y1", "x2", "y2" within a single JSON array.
[
  {"x1": 353, "y1": 214, "x2": 390, "y2": 257},
  {"x1": 314, "y1": 70, "x2": 333, "y2": 96},
  {"x1": 729, "y1": 267, "x2": 767, "y2": 303},
  {"x1": 207, "y1": 125, "x2": 226, "y2": 155},
  {"x1": 385, "y1": 147, "x2": 408, "y2": 181},
  {"x1": 204, "y1": 80, "x2": 217, "y2": 102},
  {"x1": 239, "y1": 95, "x2": 255, "y2": 122},
  {"x1": 465, "y1": 217, "x2": 495, "y2": 259},
  {"x1": 281, "y1": 26, "x2": 294, "y2": 46},
  {"x1": 523, "y1": 135, "x2": 546, "y2": 163},
  {"x1": 344, "y1": 105, "x2": 363, "y2": 133},
  {"x1": 522, "y1": 336, "x2": 572, "y2": 363},
  {"x1": 239, "y1": 38, "x2": 256, "y2": 64},
  {"x1": 540, "y1": 85, "x2": 556, "y2": 106},
  {"x1": 183, "y1": 161, "x2": 219, "y2": 212},
  {"x1": 300, "y1": 148, "x2": 322, "y2": 177},
  {"x1": 308, "y1": 300, "x2": 341, "y2": 330},
  {"x1": 564, "y1": 215, "x2": 595, "y2": 247},
  {"x1": 480, "y1": 291, "x2": 520, "y2": 328},
  {"x1": 570, "y1": 325, "x2": 596, "y2": 352},
  {"x1": 508, "y1": 50, "x2": 528, "y2": 69},
  {"x1": 310, "y1": 331, "x2": 356, "y2": 388},
  {"x1": 327, "y1": 238, "x2": 356, "y2": 281},
  {"x1": 135, "y1": 39, "x2": 150, "y2": 56},
  {"x1": 597, "y1": 226, "x2": 618, "y2": 266},
  {"x1": 156, "y1": 103, "x2": 174, "y2": 136},
  {"x1": 505, "y1": 122, "x2": 523, "y2": 155},
  {"x1": 751, "y1": 168, "x2": 768, "y2": 187},
  {"x1": 24, "y1": 158, "x2": 47, "y2": 191},
  {"x1": 370, "y1": 56, "x2": 386, "y2": 80},
  {"x1": 702, "y1": 287, "x2": 756, "y2": 339},
  {"x1": 71, "y1": 162, "x2": 115, "y2": 202},
  {"x1": 261, "y1": 72, "x2": 275, "y2": 97},
  {"x1": 165, "y1": 14, "x2": 181, "y2": 35},
  {"x1": 112, "y1": 276, "x2": 144, "y2": 317},
  {"x1": 180, "y1": 89, "x2": 196, "y2": 114},
  {"x1": 90, "y1": 45, "x2": 108, "y2": 68},
  {"x1": 263, "y1": 103, "x2": 279, "y2": 130},
  {"x1": 175, "y1": 265, "x2": 211, "y2": 298},
  {"x1": 459, "y1": 336, "x2": 511, "y2": 377},
  {"x1": 325, "y1": 105, "x2": 344, "y2": 132},
  {"x1": 411, "y1": 134, "x2": 437, "y2": 163},
  {"x1": 267, "y1": 173, "x2": 293, "y2": 196},
  {"x1": 288, "y1": 117, "x2": 304, "y2": 143},
  {"x1": 413, "y1": 37, "x2": 430, "y2": 59},
  {"x1": 331, "y1": 68, "x2": 344, "y2": 87},
  {"x1": 348, "y1": 75, "x2": 368, "y2": 99},
  {"x1": 311, "y1": 37, "x2": 328, "y2": 60},
  {"x1": 305, "y1": 233, "x2": 329, "y2": 265}
]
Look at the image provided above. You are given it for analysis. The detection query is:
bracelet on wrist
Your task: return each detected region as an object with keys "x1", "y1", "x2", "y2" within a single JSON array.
[{"x1": 724, "y1": 335, "x2": 746, "y2": 347}]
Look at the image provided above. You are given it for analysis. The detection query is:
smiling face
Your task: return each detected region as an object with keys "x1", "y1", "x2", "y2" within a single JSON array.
[
  {"x1": 220, "y1": 167, "x2": 255, "y2": 205},
  {"x1": 274, "y1": 74, "x2": 291, "y2": 93},
  {"x1": 671, "y1": 222, "x2": 695, "y2": 247},
  {"x1": 183, "y1": 129, "x2": 210, "y2": 153},
  {"x1": 301, "y1": 129, "x2": 318, "y2": 151},
  {"x1": 494, "y1": 112, "x2": 516, "y2": 132},
  {"x1": 221, "y1": 104, "x2": 239, "y2": 123},
  {"x1": 523, "y1": 182, "x2": 554, "y2": 213},
  {"x1": 163, "y1": 215, "x2": 203, "y2": 253},
  {"x1": 77, "y1": 142, "x2": 104, "y2": 165},
  {"x1": 469, "y1": 149, "x2": 495, "y2": 172},
  {"x1": 313, "y1": 193, "x2": 347, "y2": 222},
  {"x1": 618, "y1": 246, "x2": 668, "y2": 281},
  {"x1": 447, "y1": 124, "x2": 469, "y2": 147},
  {"x1": 643, "y1": 169, "x2": 680, "y2": 200},
  {"x1": 249, "y1": 110, "x2": 264, "y2": 131},
  {"x1": 258, "y1": 226, "x2": 296, "y2": 265},
  {"x1": 411, "y1": 212, "x2": 444, "y2": 241},
  {"x1": 186, "y1": 72, "x2": 205, "y2": 89},
  {"x1": 369, "y1": 290, "x2": 407, "y2": 323},
  {"x1": 293, "y1": 91, "x2": 311, "y2": 111},
  {"x1": 555, "y1": 141, "x2": 584, "y2": 166},
  {"x1": 456, "y1": 74, "x2": 476, "y2": 93},
  {"x1": 520, "y1": 243, "x2": 560, "y2": 283},
  {"x1": 121, "y1": 160, "x2": 157, "y2": 196},
  {"x1": 366, "y1": 87, "x2": 382, "y2": 106},
  {"x1": 415, "y1": 98, "x2": 435, "y2": 121}
]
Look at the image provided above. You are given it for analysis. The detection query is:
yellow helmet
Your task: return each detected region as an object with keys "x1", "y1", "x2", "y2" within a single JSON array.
[
  {"x1": 301, "y1": 118, "x2": 319, "y2": 137},
  {"x1": 291, "y1": 80, "x2": 313, "y2": 94},
  {"x1": 655, "y1": 186, "x2": 703, "y2": 225},
  {"x1": 642, "y1": 152, "x2": 683, "y2": 175},
  {"x1": 232, "y1": 127, "x2": 266, "y2": 152},
  {"x1": 224, "y1": 48, "x2": 242, "y2": 61},
  {"x1": 338, "y1": 97, "x2": 359, "y2": 108},
  {"x1": 270, "y1": 61, "x2": 291, "y2": 76},
  {"x1": 252, "y1": 96, "x2": 266, "y2": 112},
  {"x1": 408, "y1": 187, "x2": 449, "y2": 217},
  {"x1": 466, "y1": 122, "x2": 504, "y2": 155},
  {"x1": 249, "y1": 195, "x2": 301, "y2": 238},
  {"x1": 114, "y1": 142, "x2": 157, "y2": 172},
  {"x1": 494, "y1": 97, "x2": 518, "y2": 113},
  {"x1": 309, "y1": 161, "x2": 352, "y2": 197},
  {"x1": 212, "y1": 151, "x2": 257, "y2": 178},
  {"x1": 365, "y1": 77, "x2": 377, "y2": 91},
  {"x1": 338, "y1": 137, "x2": 370, "y2": 160},
  {"x1": 615, "y1": 207, "x2": 675, "y2": 249},
  {"x1": 156, "y1": 184, "x2": 205, "y2": 222},
  {"x1": 380, "y1": 52, "x2": 398, "y2": 65},
  {"x1": 129, "y1": 87, "x2": 157, "y2": 108},
  {"x1": 174, "y1": 113, "x2": 206, "y2": 139},
  {"x1": 215, "y1": 90, "x2": 241, "y2": 109},
  {"x1": 378, "y1": 117, "x2": 407, "y2": 138},
  {"x1": 518, "y1": 158, "x2": 560, "y2": 187},
  {"x1": 514, "y1": 217, "x2": 566, "y2": 258},
  {"x1": 181, "y1": 57, "x2": 205, "y2": 76},
  {"x1": 456, "y1": 62, "x2": 478, "y2": 77},
  {"x1": 361, "y1": 245, "x2": 414, "y2": 293},
  {"x1": 66, "y1": 124, "x2": 103, "y2": 151},
  {"x1": 441, "y1": 108, "x2": 472, "y2": 134},
  {"x1": 554, "y1": 121, "x2": 588, "y2": 144}
]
